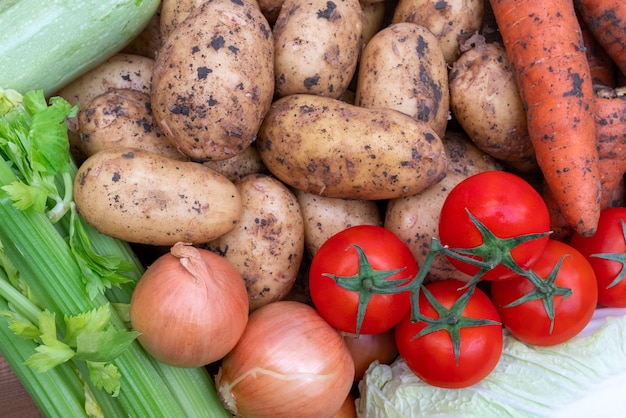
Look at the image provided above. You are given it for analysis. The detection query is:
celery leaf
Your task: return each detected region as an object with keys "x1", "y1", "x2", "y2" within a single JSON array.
[{"x1": 87, "y1": 361, "x2": 122, "y2": 397}]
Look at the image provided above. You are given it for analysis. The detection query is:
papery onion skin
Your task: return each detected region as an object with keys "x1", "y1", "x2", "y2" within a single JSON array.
[
  {"x1": 130, "y1": 242, "x2": 249, "y2": 368},
  {"x1": 342, "y1": 328, "x2": 399, "y2": 381},
  {"x1": 215, "y1": 300, "x2": 355, "y2": 418}
]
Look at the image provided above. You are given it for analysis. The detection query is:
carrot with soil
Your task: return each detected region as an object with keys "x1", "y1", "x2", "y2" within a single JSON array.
[
  {"x1": 489, "y1": 0, "x2": 601, "y2": 237},
  {"x1": 574, "y1": 0, "x2": 626, "y2": 76}
]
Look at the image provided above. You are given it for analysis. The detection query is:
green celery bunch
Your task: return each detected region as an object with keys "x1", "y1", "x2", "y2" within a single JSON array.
[{"x1": 0, "y1": 88, "x2": 229, "y2": 418}]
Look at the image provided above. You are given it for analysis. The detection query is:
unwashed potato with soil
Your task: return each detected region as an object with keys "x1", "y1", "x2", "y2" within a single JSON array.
[
  {"x1": 159, "y1": 0, "x2": 204, "y2": 41},
  {"x1": 77, "y1": 89, "x2": 188, "y2": 161},
  {"x1": 359, "y1": 1, "x2": 386, "y2": 53},
  {"x1": 384, "y1": 130, "x2": 501, "y2": 282},
  {"x1": 202, "y1": 144, "x2": 269, "y2": 183},
  {"x1": 449, "y1": 41, "x2": 538, "y2": 174},
  {"x1": 151, "y1": 0, "x2": 274, "y2": 162},
  {"x1": 392, "y1": 0, "x2": 484, "y2": 64},
  {"x1": 258, "y1": 0, "x2": 285, "y2": 25},
  {"x1": 356, "y1": 22, "x2": 449, "y2": 138},
  {"x1": 122, "y1": 4, "x2": 163, "y2": 58},
  {"x1": 205, "y1": 174, "x2": 304, "y2": 312},
  {"x1": 74, "y1": 148, "x2": 241, "y2": 246},
  {"x1": 257, "y1": 94, "x2": 448, "y2": 200},
  {"x1": 273, "y1": 0, "x2": 363, "y2": 99},
  {"x1": 55, "y1": 53, "x2": 154, "y2": 110},
  {"x1": 295, "y1": 190, "x2": 382, "y2": 256}
]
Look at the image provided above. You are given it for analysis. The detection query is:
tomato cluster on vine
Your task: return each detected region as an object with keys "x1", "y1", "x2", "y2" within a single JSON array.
[{"x1": 308, "y1": 170, "x2": 625, "y2": 388}]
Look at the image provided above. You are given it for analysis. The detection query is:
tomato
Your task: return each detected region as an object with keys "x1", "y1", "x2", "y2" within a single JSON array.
[
  {"x1": 570, "y1": 207, "x2": 626, "y2": 308},
  {"x1": 490, "y1": 239, "x2": 598, "y2": 346},
  {"x1": 438, "y1": 171, "x2": 551, "y2": 281},
  {"x1": 309, "y1": 225, "x2": 418, "y2": 335},
  {"x1": 342, "y1": 328, "x2": 398, "y2": 381},
  {"x1": 395, "y1": 280, "x2": 503, "y2": 389}
]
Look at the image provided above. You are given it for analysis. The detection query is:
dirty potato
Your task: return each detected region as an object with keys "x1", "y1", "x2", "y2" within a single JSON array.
[
  {"x1": 202, "y1": 144, "x2": 268, "y2": 183},
  {"x1": 384, "y1": 131, "x2": 501, "y2": 282},
  {"x1": 151, "y1": 0, "x2": 274, "y2": 162},
  {"x1": 256, "y1": 94, "x2": 448, "y2": 200},
  {"x1": 159, "y1": 0, "x2": 204, "y2": 40},
  {"x1": 359, "y1": 0, "x2": 386, "y2": 53},
  {"x1": 449, "y1": 41, "x2": 538, "y2": 174},
  {"x1": 295, "y1": 190, "x2": 382, "y2": 256},
  {"x1": 77, "y1": 89, "x2": 187, "y2": 161},
  {"x1": 74, "y1": 148, "x2": 241, "y2": 246},
  {"x1": 356, "y1": 22, "x2": 449, "y2": 138},
  {"x1": 273, "y1": 0, "x2": 363, "y2": 99},
  {"x1": 206, "y1": 174, "x2": 304, "y2": 312},
  {"x1": 392, "y1": 0, "x2": 484, "y2": 64}
]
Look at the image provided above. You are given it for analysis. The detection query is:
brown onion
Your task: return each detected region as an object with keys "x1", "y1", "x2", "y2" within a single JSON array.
[
  {"x1": 215, "y1": 301, "x2": 355, "y2": 418},
  {"x1": 130, "y1": 242, "x2": 249, "y2": 368}
]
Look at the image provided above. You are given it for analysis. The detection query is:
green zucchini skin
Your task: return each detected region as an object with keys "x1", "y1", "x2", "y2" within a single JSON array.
[{"x1": 0, "y1": 0, "x2": 160, "y2": 97}]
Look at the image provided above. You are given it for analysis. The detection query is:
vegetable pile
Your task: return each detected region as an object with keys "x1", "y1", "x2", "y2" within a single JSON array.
[{"x1": 2, "y1": 0, "x2": 626, "y2": 417}]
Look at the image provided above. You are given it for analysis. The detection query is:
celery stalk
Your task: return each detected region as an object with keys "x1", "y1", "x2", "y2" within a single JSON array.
[
  {"x1": 0, "y1": 89, "x2": 231, "y2": 417},
  {"x1": 0, "y1": 297, "x2": 89, "y2": 418}
]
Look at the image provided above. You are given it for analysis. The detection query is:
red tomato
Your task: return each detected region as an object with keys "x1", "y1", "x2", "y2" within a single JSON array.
[
  {"x1": 395, "y1": 280, "x2": 503, "y2": 389},
  {"x1": 342, "y1": 328, "x2": 398, "y2": 381},
  {"x1": 570, "y1": 207, "x2": 626, "y2": 308},
  {"x1": 490, "y1": 239, "x2": 598, "y2": 346},
  {"x1": 438, "y1": 171, "x2": 551, "y2": 281},
  {"x1": 309, "y1": 225, "x2": 418, "y2": 335}
]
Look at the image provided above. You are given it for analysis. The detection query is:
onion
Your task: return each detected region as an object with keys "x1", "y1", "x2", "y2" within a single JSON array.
[
  {"x1": 342, "y1": 328, "x2": 398, "y2": 381},
  {"x1": 129, "y1": 242, "x2": 249, "y2": 368},
  {"x1": 215, "y1": 301, "x2": 355, "y2": 418}
]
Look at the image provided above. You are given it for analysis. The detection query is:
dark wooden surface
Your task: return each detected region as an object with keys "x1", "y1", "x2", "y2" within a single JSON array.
[{"x1": 0, "y1": 355, "x2": 44, "y2": 418}]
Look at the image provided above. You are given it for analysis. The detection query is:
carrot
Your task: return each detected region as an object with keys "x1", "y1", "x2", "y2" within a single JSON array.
[
  {"x1": 574, "y1": 0, "x2": 626, "y2": 77},
  {"x1": 578, "y1": 14, "x2": 617, "y2": 87},
  {"x1": 594, "y1": 85, "x2": 626, "y2": 209},
  {"x1": 489, "y1": 0, "x2": 601, "y2": 237}
]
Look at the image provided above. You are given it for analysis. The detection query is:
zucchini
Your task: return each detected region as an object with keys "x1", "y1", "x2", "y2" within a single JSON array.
[{"x1": 0, "y1": 0, "x2": 160, "y2": 96}]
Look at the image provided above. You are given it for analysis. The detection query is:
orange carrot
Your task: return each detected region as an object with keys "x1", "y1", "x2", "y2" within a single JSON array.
[
  {"x1": 578, "y1": 14, "x2": 617, "y2": 87},
  {"x1": 489, "y1": 0, "x2": 601, "y2": 237},
  {"x1": 574, "y1": 0, "x2": 626, "y2": 76},
  {"x1": 594, "y1": 85, "x2": 626, "y2": 209}
]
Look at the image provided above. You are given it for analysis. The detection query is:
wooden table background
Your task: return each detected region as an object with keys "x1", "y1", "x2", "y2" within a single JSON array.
[{"x1": 0, "y1": 355, "x2": 43, "y2": 418}]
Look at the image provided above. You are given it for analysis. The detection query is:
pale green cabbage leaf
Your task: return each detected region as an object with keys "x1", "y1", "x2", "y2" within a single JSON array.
[{"x1": 357, "y1": 308, "x2": 626, "y2": 418}]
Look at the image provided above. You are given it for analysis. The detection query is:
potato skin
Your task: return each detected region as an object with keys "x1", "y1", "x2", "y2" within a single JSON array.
[
  {"x1": 202, "y1": 144, "x2": 268, "y2": 183},
  {"x1": 384, "y1": 131, "x2": 501, "y2": 282},
  {"x1": 55, "y1": 53, "x2": 154, "y2": 109},
  {"x1": 77, "y1": 89, "x2": 187, "y2": 161},
  {"x1": 273, "y1": 0, "x2": 363, "y2": 99},
  {"x1": 356, "y1": 22, "x2": 449, "y2": 138},
  {"x1": 74, "y1": 148, "x2": 241, "y2": 246},
  {"x1": 257, "y1": 94, "x2": 448, "y2": 200},
  {"x1": 206, "y1": 174, "x2": 304, "y2": 312},
  {"x1": 295, "y1": 190, "x2": 382, "y2": 256},
  {"x1": 449, "y1": 42, "x2": 538, "y2": 174},
  {"x1": 392, "y1": 0, "x2": 484, "y2": 64},
  {"x1": 151, "y1": 0, "x2": 274, "y2": 162}
]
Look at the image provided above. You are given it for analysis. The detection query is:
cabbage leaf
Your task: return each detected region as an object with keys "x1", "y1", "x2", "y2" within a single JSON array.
[{"x1": 357, "y1": 308, "x2": 626, "y2": 418}]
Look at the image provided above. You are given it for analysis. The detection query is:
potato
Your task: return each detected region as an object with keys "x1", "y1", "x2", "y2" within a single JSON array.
[
  {"x1": 295, "y1": 190, "x2": 382, "y2": 256},
  {"x1": 74, "y1": 148, "x2": 241, "y2": 246},
  {"x1": 55, "y1": 53, "x2": 154, "y2": 109},
  {"x1": 257, "y1": 0, "x2": 285, "y2": 25},
  {"x1": 77, "y1": 89, "x2": 188, "y2": 161},
  {"x1": 359, "y1": 0, "x2": 386, "y2": 52},
  {"x1": 392, "y1": 0, "x2": 484, "y2": 64},
  {"x1": 356, "y1": 22, "x2": 449, "y2": 138},
  {"x1": 202, "y1": 144, "x2": 269, "y2": 183},
  {"x1": 384, "y1": 131, "x2": 501, "y2": 282},
  {"x1": 273, "y1": 0, "x2": 363, "y2": 99},
  {"x1": 449, "y1": 41, "x2": 538, "y2": 174},
  {"x1": 122, "y1": 4, "x2": 163, "y2": 58},
  {"x1": 151, "y1": 0, "x2": 274, "y2": 162},
  {"x1": 205, "y1": 174, "x2": 304, "y2": 312},
  {"x1": 257, "y1": 94, "x2": 448, "y2": 200},
  {"x1": 159, "y1": 0, "x2": 203, "y2": 40}
]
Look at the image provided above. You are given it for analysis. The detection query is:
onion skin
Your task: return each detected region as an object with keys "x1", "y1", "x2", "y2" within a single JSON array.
[
  {"x1": 342, "y1": 328, "x2": 399, "y2": 382},
  {"x1": 215, "y1": 301, "x2": 355, "y2": 418},
  {"x1": 130, "y1": 242, "x2": 249, "y2": 368}
]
